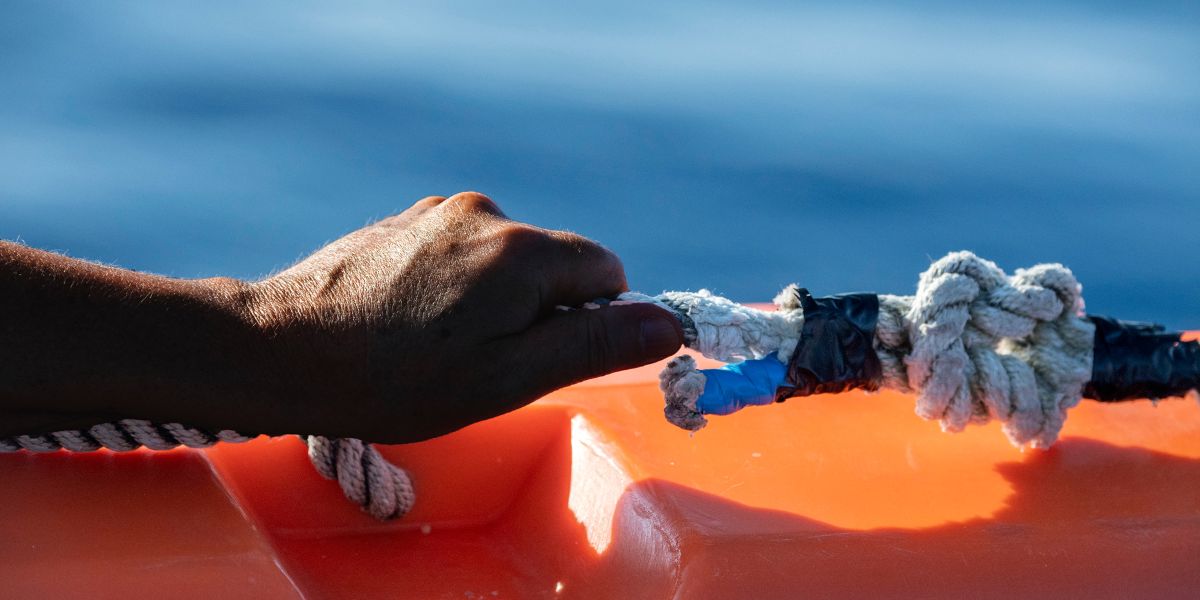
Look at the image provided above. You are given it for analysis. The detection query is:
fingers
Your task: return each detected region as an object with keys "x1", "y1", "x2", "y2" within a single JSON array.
[
  {"x1": 491, "y1": 302, "x2": 683, "y2": 409},
  {"x1": 488, "y1": 224, "x2": 627, "y2": 311},
  {"x1": 435, "y1": 191, "x2": 626, "y2": 310},
  {"x1": 542, "y1": 230, "x2": 628, "y2": 307},
  {"x1": 399, "y1": 190, "x2": 627, "y2": 310},
  {"x1": 378, "y1": 190, "x2": 501, "y2": 229}
]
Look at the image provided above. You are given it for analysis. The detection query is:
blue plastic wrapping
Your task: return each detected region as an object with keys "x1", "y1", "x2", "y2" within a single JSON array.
[{"x1": 695, "y1": 356, "x2": 788, "y2": 415}]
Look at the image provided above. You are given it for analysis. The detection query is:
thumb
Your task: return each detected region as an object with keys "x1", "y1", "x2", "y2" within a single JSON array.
[{"x1": 505, "y1": 302, "x2": 684, "y2": 400}]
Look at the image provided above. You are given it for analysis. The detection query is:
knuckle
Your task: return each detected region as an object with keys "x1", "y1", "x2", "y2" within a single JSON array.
[
  {"x1": 445, "y1": 191, "x2": 502, "y2": 215},
  {"x1": 414, "y1": 195, "x2": 447, "y2": 209}
]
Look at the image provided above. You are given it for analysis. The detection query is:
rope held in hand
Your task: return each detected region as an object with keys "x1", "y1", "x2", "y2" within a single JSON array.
[{"x1": 3, "y1": 251, "x2": 1195, "y2": 519}]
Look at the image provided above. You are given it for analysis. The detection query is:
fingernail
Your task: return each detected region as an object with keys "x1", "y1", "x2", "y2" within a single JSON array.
[{"x1": 640, "y1": 315, "x2": 682, "y2": 359}]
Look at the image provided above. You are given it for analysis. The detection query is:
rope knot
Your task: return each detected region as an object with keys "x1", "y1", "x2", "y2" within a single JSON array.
[
  {"x1": 646, "y1": 251, "x2": 1097, "y2": 449},
  {"x1": 881, "y1": 252, "x2": 1093, "y2": 447}
]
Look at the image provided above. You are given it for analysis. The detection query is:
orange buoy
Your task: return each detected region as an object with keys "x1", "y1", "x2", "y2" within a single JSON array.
[{"x1": 3, "y1": 335, "x2": 1199, "y2": 598}]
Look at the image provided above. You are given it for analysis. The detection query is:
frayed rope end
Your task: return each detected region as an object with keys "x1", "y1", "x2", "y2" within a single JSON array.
[{"x1": 660, "y1": 355, "x2": 708, "y2": 432}]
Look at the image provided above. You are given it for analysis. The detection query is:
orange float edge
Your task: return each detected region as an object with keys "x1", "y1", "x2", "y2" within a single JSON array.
[{"x1": 3, "y1": 331, "x2": 1198, "y2": 598}]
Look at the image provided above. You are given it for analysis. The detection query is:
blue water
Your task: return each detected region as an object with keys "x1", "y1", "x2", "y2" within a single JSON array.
[{"x1": 2, "y1": 1, "x2": 1197, "y2": 327}]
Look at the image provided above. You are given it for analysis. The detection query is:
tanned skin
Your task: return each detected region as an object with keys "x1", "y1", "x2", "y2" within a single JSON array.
[{"x1": 0, "y1": 192, "x2": 683, "y2": 443}]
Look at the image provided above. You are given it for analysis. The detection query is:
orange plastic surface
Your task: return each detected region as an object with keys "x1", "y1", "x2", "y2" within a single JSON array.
[{"x1": 3, "y1": 333, "x2": 1199, "y2": 598}]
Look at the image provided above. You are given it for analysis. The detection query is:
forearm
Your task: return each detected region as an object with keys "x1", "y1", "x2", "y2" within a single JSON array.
[
  {"x1": 0, "y1": 241, "x2": 275, "y2": 437},
  {"x1": 0, "y1": 193, "x2": 681, "y2": 445}
]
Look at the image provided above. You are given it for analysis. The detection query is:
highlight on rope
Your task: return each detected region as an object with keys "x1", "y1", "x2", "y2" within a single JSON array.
[{"x1": 3, "y1": 251, "x2": 1197, "y2": 520}]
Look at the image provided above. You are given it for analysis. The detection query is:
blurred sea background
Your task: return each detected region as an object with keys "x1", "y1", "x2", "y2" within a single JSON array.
[{"x1": 2, "y1": 1, "x2": 1197, "y2": 328}]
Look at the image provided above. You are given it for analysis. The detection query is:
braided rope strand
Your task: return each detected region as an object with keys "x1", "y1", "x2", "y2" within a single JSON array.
[
  {"x1": 304, "y1": 435, "x2": 415, "y2": 520},
  {"x1": 0, "y1": 419, "x2": 414, "y2": 519}
]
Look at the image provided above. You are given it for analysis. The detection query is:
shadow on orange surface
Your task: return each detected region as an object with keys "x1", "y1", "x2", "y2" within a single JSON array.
[
  {"x1": 619, "y1": 438, "x2": 1200, "y2": 599},
  {"x1": 203, "y1": 409, "x2": 1200, "y2": 599}
]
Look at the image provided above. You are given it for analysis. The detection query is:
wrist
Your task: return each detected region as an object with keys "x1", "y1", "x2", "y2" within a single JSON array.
[
  {"x1": 113, "y1": 275, "x2": 288, "y2": 433},
  {"x1": 197, "y1": 276, "x2": 258, "y2": 323},
  {"x1": 225, "y1": 275, "x2": 377, "y2": 438},
  {"x1": 185, "y1": 276, "x2": 307, "y2": 435}
]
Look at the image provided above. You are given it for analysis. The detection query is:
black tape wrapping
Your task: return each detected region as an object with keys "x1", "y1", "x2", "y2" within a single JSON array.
[
  {"x1": 774, "y1": 289, "x2": 883, "y2": 402},
  {"x1": 1083, "y1": 315, "x2": 1200, "y2": 402}
]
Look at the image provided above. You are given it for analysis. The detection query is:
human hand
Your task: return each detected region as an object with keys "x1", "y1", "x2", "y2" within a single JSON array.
[{"x1": 244, "y1": 192, "x2": 683, "y2": 443}]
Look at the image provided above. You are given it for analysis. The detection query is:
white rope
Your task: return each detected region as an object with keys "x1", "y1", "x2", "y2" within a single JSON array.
[
  {"x1": 304, "y1": 435, "x2": 415, "y2": 520},
  {"x1": 619, "y1": 290, "x2": 803, "y2": 363},
  {"x1": 0, "y1": 250, "x2": 1092, "y2": 519},
  {"x1": 646, "y1": 251, "x2": 1096, "y2": 449},
  {"x1": 0, "y1": 419, "x2": 414, "y2": 520}
]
